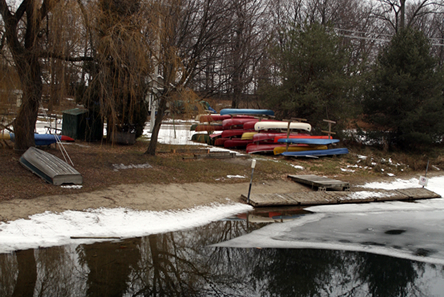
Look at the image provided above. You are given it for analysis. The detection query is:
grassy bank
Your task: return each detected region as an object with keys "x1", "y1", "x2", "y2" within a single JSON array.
[{"x1": 1, "y1": 139, "x2": 442, "y2": 201}]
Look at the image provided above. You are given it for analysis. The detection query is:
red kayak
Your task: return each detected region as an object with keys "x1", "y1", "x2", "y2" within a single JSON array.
[
  {"x1": 224, "y1": 139, "x2": 253, "y2": 148},
  {"x1": 221, "y1": 129, "x2": 254, "y2": 138},
  {"x1": 246, "y1": 143, "x2": 286, "y2": 154},
  {"x1": 222, "y1": 118, "x2": 258, "y2": 129},
  {"x1": 252, "y1": 133, "x2": 311, "y2": 143},
  {"x1": 273, "y1": 135, "x2": 332, "y2": 143},
  {"x1": 253, "y1": 133, "x2": 290, "y2": 142},
  {"x1": 214, "y1": 138, "x2": 229, "y2": 146}
]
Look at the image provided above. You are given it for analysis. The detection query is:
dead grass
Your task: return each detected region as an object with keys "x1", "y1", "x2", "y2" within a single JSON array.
[{"x1": 1, "y1": 138, "x2": 442, "y2": 202}]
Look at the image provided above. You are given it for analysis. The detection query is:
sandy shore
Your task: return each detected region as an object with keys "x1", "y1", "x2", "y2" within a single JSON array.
[{"x1": 0, "y1": 180, "x2": 309, "y2": 222}]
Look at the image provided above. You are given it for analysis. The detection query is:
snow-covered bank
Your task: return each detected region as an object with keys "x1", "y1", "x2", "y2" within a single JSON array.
[{"x1": 0, "y1": 203, "x2": 252, "y2": 254}]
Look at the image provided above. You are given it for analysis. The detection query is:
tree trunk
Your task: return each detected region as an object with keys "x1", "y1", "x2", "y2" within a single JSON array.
[
  {"x1": 13, "y1": 55, "x2": 42, "y2": 151},
  {"x1": 12, "y1": 249, "x2": 37, "y2": 297},
  {"x1": 2, "y1": 0, "x2": 46, "y2": 152},
  {"x1": 231, "y1": 70, "x2": 243, "y2": 108},
  {"x1": 400, "y1": 0, "x2": 406, "y2": 30},
  {"x1": 145, "y1": 96, "x2": 167, "y2": 155}
]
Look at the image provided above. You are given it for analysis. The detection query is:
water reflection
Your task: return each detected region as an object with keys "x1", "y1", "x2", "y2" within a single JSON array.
[
  {"x1": 78, "y1": 240, "x2": 140, "y2": 296},
  {"x1": 1, "y1": 217, "x2": 443, "y2": 296}
]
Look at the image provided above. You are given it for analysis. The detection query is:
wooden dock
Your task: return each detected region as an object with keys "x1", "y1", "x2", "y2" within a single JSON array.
[
  {"x1": 287, "y1": 174, "x2": 350, "y2": 191},
  {"x1": 242, "y1": 187, "x2": 441, "y2": 207},
  {"x1": 242, "y1": 174, "x2": 441, "y2": 207}
]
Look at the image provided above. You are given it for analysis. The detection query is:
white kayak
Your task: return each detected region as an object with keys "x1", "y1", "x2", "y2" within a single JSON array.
[{"x1": 254, "y1": 121, "x2": 311, "y2": 132}]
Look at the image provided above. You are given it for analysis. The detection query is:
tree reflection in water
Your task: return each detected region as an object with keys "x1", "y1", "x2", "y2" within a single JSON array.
[
  {"x1": 356, "y1": 252, "x2": 425, "y2": 297},
  {"x1": 0, "y1": 220, "x2": 442, "y2": 296},
  {"x1": 36, "y1": 246, "x2": 87, "y2": 296},
  {"x1": 77, "y1": 239, "x2": 141, "y2": 296},
  {"x1": 0, "y1": 252, "x2": 17, "y2": 297}
]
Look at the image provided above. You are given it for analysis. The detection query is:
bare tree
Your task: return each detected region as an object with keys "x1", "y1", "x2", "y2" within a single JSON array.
[
  {"x1": 0, "y1": 0, "x2": 61, "y2": 150},
  {"x1": 0, "y1": 0, "x2": 94, "y2": 150},
  {"x1": 145, "y1": 0, "x2": 235, "y2": 155},
  {"x1": 372, "y1": 0, "x2": 443, "y2": 32},
  {"x1": 225, "y1": 0, "x2": 270, "y2": 108}
]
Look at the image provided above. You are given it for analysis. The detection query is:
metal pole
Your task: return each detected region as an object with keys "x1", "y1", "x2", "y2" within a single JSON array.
[
  {"x1": 425, "y1": 159, "x2": 429, "y2": 177},
  {"x1": 247, "y1": 159, "x2": 256, "y2": 204},
  {"x1": 423, "y1": 159, "x2": 429, "y2": 188},
  {"x1": 150, "y1": 95, "x2": 156, "y2": 132}
]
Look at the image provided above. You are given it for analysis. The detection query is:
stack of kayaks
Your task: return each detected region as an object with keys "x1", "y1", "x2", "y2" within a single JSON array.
[
  {"x1": 219, "y1": 109, "x2": 275, "y2": 149},
  {"x1": 191, "y1": 113, "x2": 252, "y2": 144},
  {"x1": 191, "y1": 108, "x2": 348, "y2": 157}
]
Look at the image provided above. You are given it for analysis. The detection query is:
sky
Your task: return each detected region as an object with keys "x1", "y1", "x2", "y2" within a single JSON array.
[{"x1": 1, "y1": 119, "x2": 442, "y2": 258}]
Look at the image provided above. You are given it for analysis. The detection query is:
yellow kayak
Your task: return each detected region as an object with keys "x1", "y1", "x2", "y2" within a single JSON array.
[
  {"x1": 241, "y1": 132, "x2": 258, "y2": 140},
  {"x1": 0, "y1": 132, "x2": 11, "y2": 140},
  {"x1": 273, "y1": 145, "x2": 328, "y2": 155}
]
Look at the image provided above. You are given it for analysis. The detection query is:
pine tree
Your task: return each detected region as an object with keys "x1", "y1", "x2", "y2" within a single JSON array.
[
  {"x1": 363, "y1": 28, "x2": 444, "y2": 150},
  {"x1": 260, "y1": 22, "x2": 358, "y2": 133}
]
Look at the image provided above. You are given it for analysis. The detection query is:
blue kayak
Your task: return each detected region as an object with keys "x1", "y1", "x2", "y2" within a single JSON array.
[
  {"x1": 220, "y1": 108, "x2": 275, "y2": 116},
  {"x1": 281, "y1": 148, "x2": 349, "y2": 157},
  {"x1": 277, "y1": 138, "x2": 340, "y2": 145},
  {"x1": 8, "y1": 133, "x2": 74, "y2": 146}
]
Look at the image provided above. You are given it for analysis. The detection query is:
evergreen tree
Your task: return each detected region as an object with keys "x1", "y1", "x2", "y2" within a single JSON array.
[
  {"x1": 363, "y1": 28, "x2": 444, "y2": 150},
  {"x1": 259, "y1": 22, "x2": 358, "y2": 134}
]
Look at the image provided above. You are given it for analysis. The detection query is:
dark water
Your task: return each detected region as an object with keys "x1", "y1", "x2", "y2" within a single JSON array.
[{"x1": 1, "y1": 209, "x2": 443, "y2": 297}]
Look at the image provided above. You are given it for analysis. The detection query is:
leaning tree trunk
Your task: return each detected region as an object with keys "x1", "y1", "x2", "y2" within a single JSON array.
[
  {"x1": 145, "y1": 96, "x2": 167, "y2": 156},
  {"x1": 2, "y1": 0, "x2": 46, "y2": 152},
  {"x1": 13, "y1": 55, "x2": 43, "y2": 151}
]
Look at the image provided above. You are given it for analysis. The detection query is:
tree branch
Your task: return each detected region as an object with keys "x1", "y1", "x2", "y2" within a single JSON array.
[
  {"x1": 0, "y1": 122, "x2": 14, "y2": 132},
  {"x1": 39, "y1": 0, "x2": 60, "y2": 22},
  {"x1": 0, "y1": 0, "x2": 13, "y2": 23},
  {"x1": 39, "y1": 51, "x2": 95, "y2": 62},
  {"x1": 15, "y1": 0, "x2": 26, "y2": 20},
  {"x1": 0, "y1": 30, "x2": 5, "y2": 50}
]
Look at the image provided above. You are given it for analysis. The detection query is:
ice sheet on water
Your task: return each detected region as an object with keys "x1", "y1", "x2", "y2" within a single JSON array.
[
  {"x1": 213, "y1": 208, "x2": 444, "y2": 265},
  {"x1": 213, "y1": 176, "x2": 444, "y2": 265}
]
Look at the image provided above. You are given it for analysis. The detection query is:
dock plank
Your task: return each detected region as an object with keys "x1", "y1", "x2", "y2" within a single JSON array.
[
  {"x1": 396, "y1": 188, "x2": 441, "y2": 199},
  {"x1": 242, "y1": 188, "x2": 440, "y2": 207},
  {"x1": 287, "y1": 174, "x2": 350, "y2": 191}
]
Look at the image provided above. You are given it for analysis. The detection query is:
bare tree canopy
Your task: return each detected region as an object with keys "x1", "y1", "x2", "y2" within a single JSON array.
[
  {"x1": 1, "y1": 0, "x2": 444, "y2": 154},
  {"x1": 0, "y1": 0, "x2": 93, "y2": 150}
]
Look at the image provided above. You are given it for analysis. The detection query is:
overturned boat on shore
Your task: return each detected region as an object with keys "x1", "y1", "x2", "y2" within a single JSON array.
[{"x1": 19, "y1": 147, "x2": 83, "y2": 185}]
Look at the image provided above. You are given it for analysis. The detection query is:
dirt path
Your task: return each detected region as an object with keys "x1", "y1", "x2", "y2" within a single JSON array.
[{"x1": 0, "y1": 180, "x2": 309, "y2": 222}]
